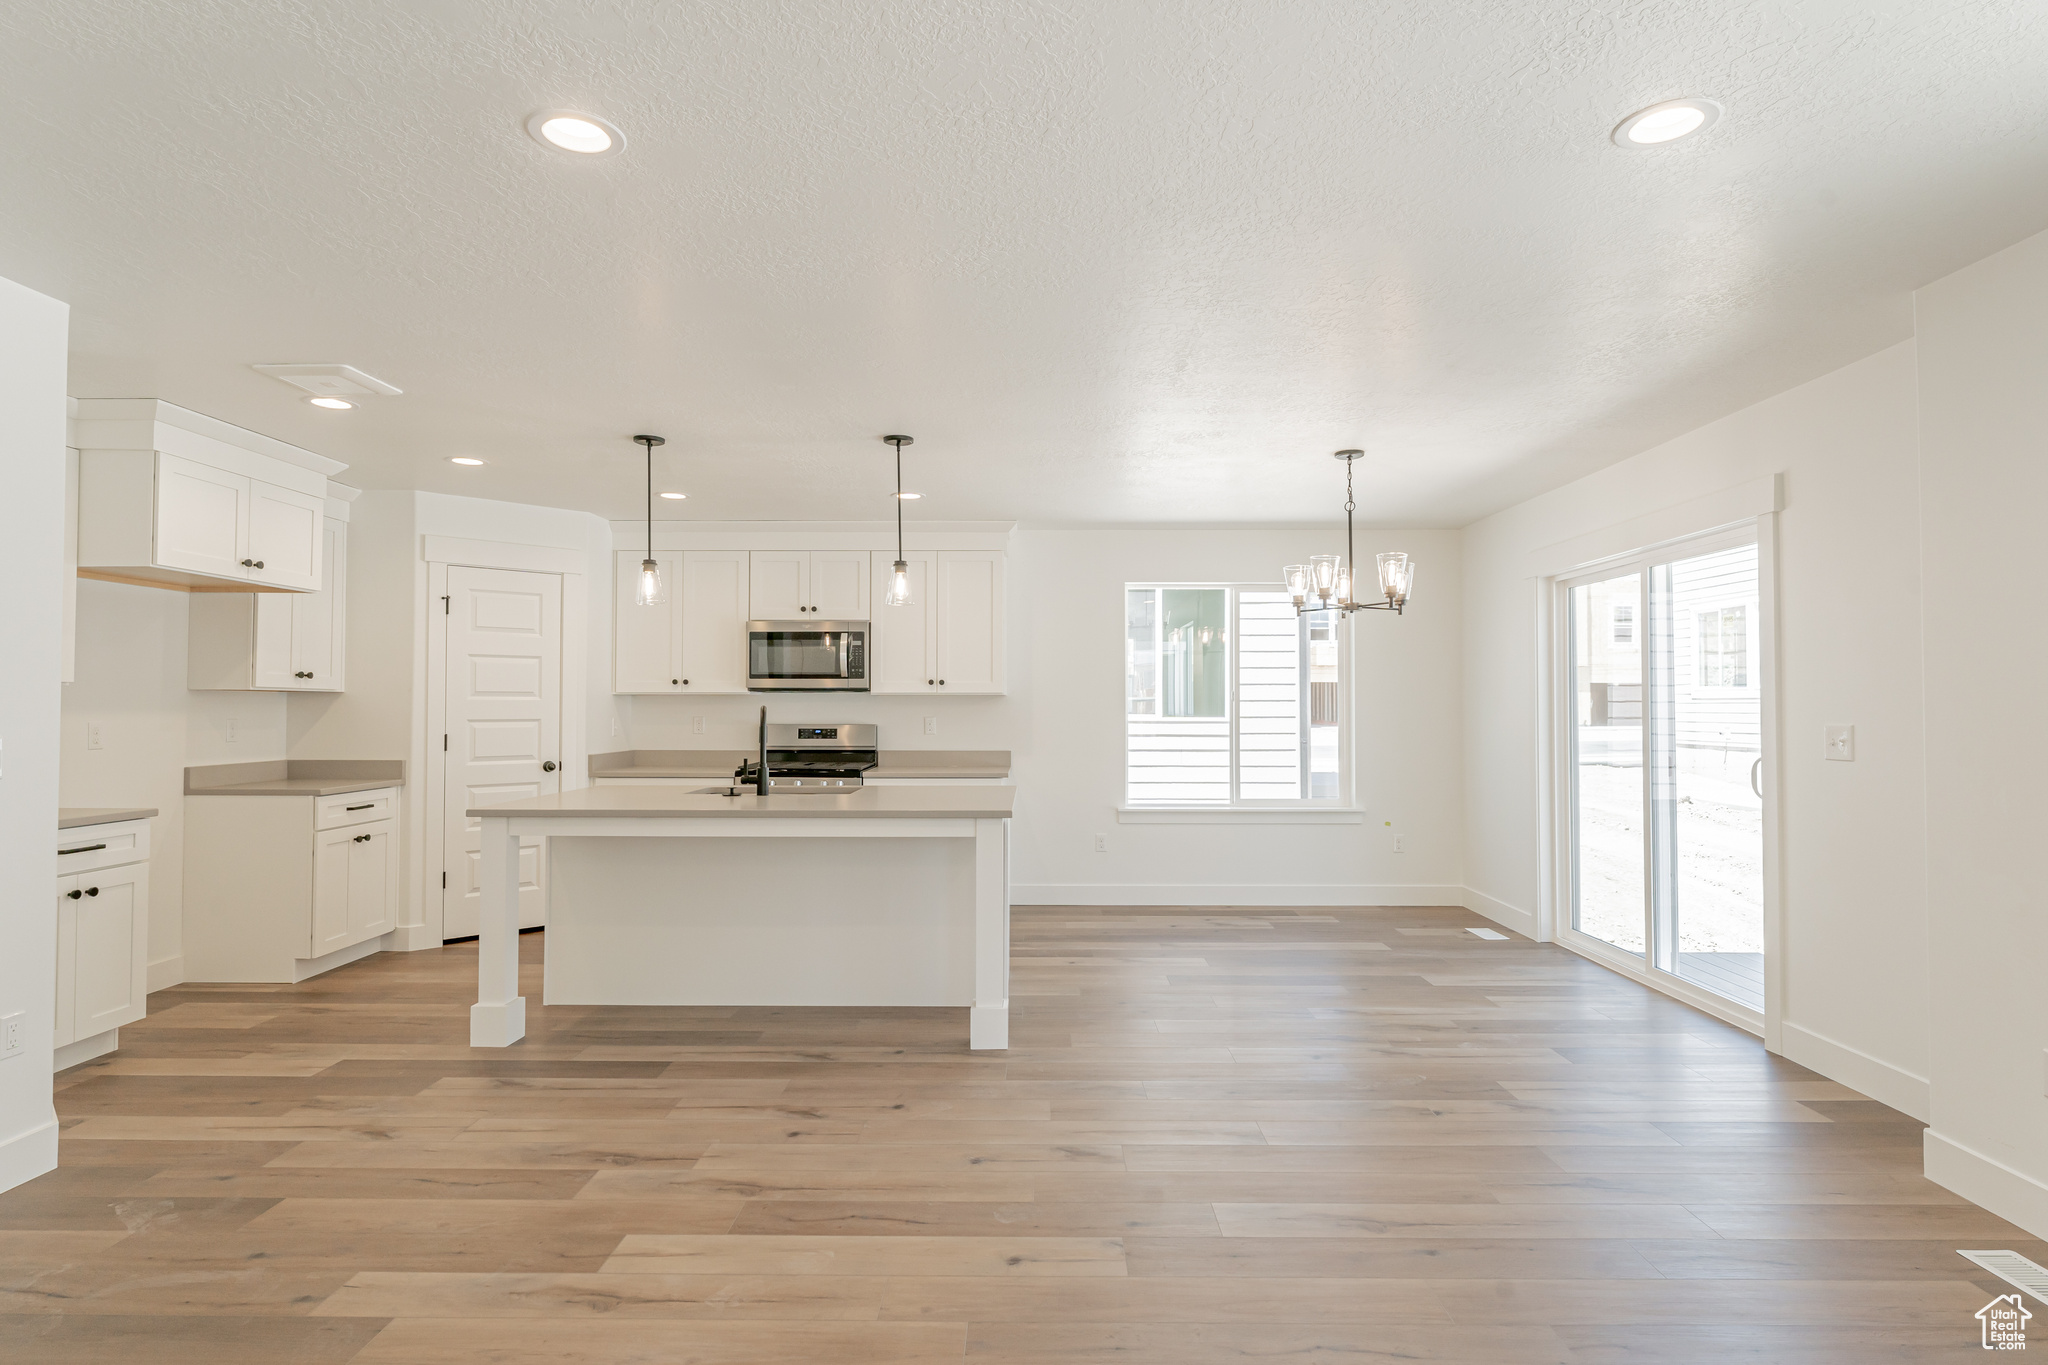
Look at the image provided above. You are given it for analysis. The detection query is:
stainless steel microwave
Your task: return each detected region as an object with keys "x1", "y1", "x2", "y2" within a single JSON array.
[{"x1": 747, "y1": 620, "x2": 869, "y2": 691}]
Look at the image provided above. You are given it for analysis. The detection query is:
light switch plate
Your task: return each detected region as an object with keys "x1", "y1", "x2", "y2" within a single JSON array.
[{"x1": 1825, "y1": 724, "x2": 1855, "y2": 761}]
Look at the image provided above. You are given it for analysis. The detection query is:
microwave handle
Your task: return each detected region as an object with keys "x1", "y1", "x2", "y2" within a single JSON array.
[{"x1": 838, "y1": 632, "x2": 849, "y2": 678}]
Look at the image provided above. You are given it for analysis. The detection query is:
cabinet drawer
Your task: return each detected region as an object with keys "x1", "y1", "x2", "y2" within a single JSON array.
[
  {"x1": 56, "y1": 820, "x2": 151, "y2": 875},
  {"x1": 314, "y1": 787, "x2": 399, "y2": 830}
]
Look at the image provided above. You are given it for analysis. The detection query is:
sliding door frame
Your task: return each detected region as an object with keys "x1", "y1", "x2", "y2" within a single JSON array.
[{"x1": 1539, "y1": 516, "x2": 1782, "y2": 1045}]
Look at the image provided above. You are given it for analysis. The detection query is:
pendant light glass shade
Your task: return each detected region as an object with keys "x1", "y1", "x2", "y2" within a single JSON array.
[
  {"x1": 1283, "y1": 564, "x2": 1309, "y2": 603},
  {"x1": 1309, "y1": 554, "x2": 1340, "y2": 599},
  {"x1": 883, "y1": 559, "x2": 913, "y2": 607},
  {"x1": 1376, "y1": 551, "x2": 1412, "y2": 605},
  {"x1": 636, "y1": 556, "x2": 666, "y2": 606}
]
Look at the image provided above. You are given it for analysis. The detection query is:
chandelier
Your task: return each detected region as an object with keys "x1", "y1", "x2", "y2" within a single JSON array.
[{"x1": 1284, "y1": 449, "x2": 1412, "y2": 616}]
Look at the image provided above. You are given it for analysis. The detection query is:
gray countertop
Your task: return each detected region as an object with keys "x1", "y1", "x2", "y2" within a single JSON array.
[
  {"x1": 470, "y1": 784, "x2": 1016, "y2": 821},
  {"x1": 186, "y1": 759, "x2": 407, "y2": 798},
  {"x1": 60, "y1": 807, "x2": 158, "y2": 830},
  {"x1": 590, "y1": 749, "x2": 1011, "y2": 780}
]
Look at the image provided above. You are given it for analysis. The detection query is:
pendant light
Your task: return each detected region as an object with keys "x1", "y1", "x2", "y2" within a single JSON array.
[
  {"x1": 632, "y1": 434, "x2": 667, "y2": 606},
  {"x1": 882, "y1": 434, "x2": 915, "y2": 607},
  {"x1": 1282, "y1": 449, "x2": 1412, "y2": 617}
]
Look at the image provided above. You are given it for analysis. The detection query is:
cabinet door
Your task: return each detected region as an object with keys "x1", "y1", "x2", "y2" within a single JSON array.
[
  {"x1": 679, "y1": 550, "x2": 749, "y2": 692},
  {"x1": 936, "y1": 551, "x2": 1005, "y2": 693},
  {"x1": 54, "y1": 876, "x2": 78, "y2": 1049},
  {"x1": 748, "y1": 551, "x2": 808, "y2": 619},
  {"x1": 72, "y1": 862, "x2": 147, "y2": 1037},
  {"x1": 869, "y1": 551, "x2": 936, "y2": 693},
  {"x1": 154, "y1": 454, "x2": 248, "y2": 579},
  {"x1": 312, "y1": 825, "x2": 354, "y2": 956},
  {"x1": 252, "y1": 593, "x2": 297, "y2": 689},
  {"x1": 290, "y1": 519, "x2": 343, "y2": 689},
  {"x1": 614, "y1": 550, "x2": 682, "y2": 693},
  {"x1": 347, "y1": 824, "x2": 395, "y2": 941},
  {"x1": 247, "y1": 479, "x2": 324, "y2": 590},
  {"x1": 810, "y1": 552, "x2": 870, "y2": 618}
]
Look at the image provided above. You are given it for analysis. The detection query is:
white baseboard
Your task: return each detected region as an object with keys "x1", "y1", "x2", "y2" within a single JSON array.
[
  {"x1": 1009, "y1": 883, "x2": 1466, "y2": 908},
  {"x1": 391, "y1": 924, "x2": 441, "y2": 952},
  {"x1": 1780, "y1": 1022, "x2": 1931, "y2": 1122},
  {"x1": 291, "y1": 933, "x2": 391, "y2": 983},
  {"x1": 1926, "y1": 1129, "x2": 2048, "y2": 1243},
  {"x1": 0, "y1": 1119, "x2": 57, "y2": 1196},
  {"x1": 1460, "y1": 886, "x2": 1538, "y2": 939},
  {"x1": 55, "y1": 1029, "x2": 120, "y2": 1073},
  {"x1": 146, "y1": 954, "x2": 185, "y2": 993}
]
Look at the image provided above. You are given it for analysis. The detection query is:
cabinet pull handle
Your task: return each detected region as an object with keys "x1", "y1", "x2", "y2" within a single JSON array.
[
  {"x1": 85, "y1": 886, "x2": 99, "y2": 896},
  {"x1": 345, "y1": 803, "x2": 374, "y2": 811},
  {"x1": 66, "y1": 889, "x2": 82, "y2": 900},
  {"x1": 58, "y1": 844, "x2": 106, "y2": 855}
]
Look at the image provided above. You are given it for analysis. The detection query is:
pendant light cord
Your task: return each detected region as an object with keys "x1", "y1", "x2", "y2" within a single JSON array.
[
  {"x1": 1345, "y1": 457, "x2": 1355, "y2": 599},
  {"x1": 646, "y1": 439, "x2": 653, "y2": 563},
  {"x1": 895, "y1": 439, "x2": 904, "y2": 562}
]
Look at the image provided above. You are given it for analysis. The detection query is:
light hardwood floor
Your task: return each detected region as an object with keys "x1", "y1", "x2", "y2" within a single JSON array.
[{"x1": 1, "y1": 905, "x2": 2038, "y2": 1362}]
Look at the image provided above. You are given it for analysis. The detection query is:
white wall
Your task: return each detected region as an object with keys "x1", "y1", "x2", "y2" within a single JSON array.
[
  {"x1": 0, "y1": 275, "x2": 68, "y2": 1193},
  {"x1": 1460, "y1": 341, "x2": 1932, "y2": 1114},
  {"x1": 1913, "y1": 229, "x2": 2048, "y2": 1237},
  {"x1": 623, "y1": 527, "x2": 1465, "y2": 905},
  {"x1": 62, "y1": 581, "x2": 287, "y2": 986}
]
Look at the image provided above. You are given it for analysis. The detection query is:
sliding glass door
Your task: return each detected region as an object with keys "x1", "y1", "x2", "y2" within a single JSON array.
[{"x1": 1565, "y1": 534, "x2": 1764, "y2": 1016}]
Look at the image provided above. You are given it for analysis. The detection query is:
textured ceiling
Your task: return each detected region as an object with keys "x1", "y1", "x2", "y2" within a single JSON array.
[{"x1": 4, "y1": 0, "x2": 2046, "y2": 526}]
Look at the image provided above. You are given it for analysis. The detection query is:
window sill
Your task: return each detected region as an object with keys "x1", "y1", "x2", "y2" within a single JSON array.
[{"x1": 1116, "y1": 807, "x2": 1366, "y2": 825}]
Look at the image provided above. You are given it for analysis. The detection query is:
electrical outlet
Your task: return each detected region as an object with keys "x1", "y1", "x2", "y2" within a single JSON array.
[
  {"x1": 1093, "y1": 833, "x2": 1107, "y2": 853},
  {"x1": 1825, "y1": 724, "x2": 1854, "y2": 762},
  {"x1": 85, "y1": 722, "x2": 102, "y2": 751},
  {"x1": 1393, "y1": 834, "x2": 1406, "y2": 853},
  {"x1": 0, "y1": 1012, "x2": 22, "y2": 1059},
  {"x1": 924, "y1": 717, "x2": 938, "y2": 736},
  {"x1": 225, "y1": 716, "x2": 240, "y2": 744},
  {"x1": 692, "y1": 716, "x2": 706, "y2": 735},
  {"x1": 610, "y1": 715, "x2": 620, "y2": 737}
]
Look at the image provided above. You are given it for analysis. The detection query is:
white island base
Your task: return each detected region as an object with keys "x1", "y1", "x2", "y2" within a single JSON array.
[{"x1": 467, "y1": 786, "x2": 1012, "y2": 1050}]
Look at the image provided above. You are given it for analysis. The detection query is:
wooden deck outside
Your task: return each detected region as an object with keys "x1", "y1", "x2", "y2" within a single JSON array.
[{"x1": 0, "y1": 905, "x2": 2035, "y2": 1362}]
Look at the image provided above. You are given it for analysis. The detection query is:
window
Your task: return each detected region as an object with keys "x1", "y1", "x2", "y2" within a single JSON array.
[
  {"x1": 1697, "y1": 605, "x2": 1748, "y2": 687},
  {"x1": 1125, "y1": 585, "x2": 1344, "y2": 804},
  {"x1": 1612, "y1": 604, "x2": 1634, "y2": 645}
]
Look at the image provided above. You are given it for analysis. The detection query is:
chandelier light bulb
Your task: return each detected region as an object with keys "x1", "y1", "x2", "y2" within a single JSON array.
[
  {"x1": 884, "y1": 560, "x2": 913, "y2": 608},
  {"x1": 635, "y1": 557, "x2": 666, "y2": 607}
]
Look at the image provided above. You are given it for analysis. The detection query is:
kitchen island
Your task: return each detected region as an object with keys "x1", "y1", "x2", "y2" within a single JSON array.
[{"x1": 466, "y1": 784, "x2": 1014, "y2": 1050}]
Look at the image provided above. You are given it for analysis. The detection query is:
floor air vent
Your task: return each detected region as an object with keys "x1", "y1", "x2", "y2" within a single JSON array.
[
  {"x1": 1960, "y1": 1249, "x2": 2048, "y2": 1304},
  {"x1": 1467, "y1": 927, "x2": 1508, "y2": 940}
]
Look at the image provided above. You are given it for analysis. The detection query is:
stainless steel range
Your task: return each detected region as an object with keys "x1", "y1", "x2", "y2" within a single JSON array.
[{"x1": 733, "y1": 722, "x2": 878, "y2": 793}]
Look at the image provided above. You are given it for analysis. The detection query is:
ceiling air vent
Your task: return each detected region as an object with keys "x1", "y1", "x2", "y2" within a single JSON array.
[
  {"x1": 1961, "y1": 1250, "x2": 2048, "y2": 1305},
  {"x1": 252, "y1": 364, "x2": 403, "y2": 399}
]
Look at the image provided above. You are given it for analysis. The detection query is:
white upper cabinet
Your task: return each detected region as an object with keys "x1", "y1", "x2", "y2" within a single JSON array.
[
  {"x1": 614, "y1": 549, "x2": 751, "y2": 694},
  {"x1": 73, "y1": 399, "x2": 343, "y2": 593},
  {"x1": 614, "y1": 550, "x2": 682, "y2": 692},
  {"x1": 749, "y1": 550, "x2": 870, "y2": 619},
  {"x1": 935, "y1": 550, "x2": 1006, "y2": 693},
  {"x1": 748, "y1": 551, "x2": 807, "y2": 618},
  {"x1": 679, "y1": 550, "x2": 749, "y2": 692},
  {"x1": 189, "y1": 514, "x2": 349, "y2": 691},
  {"x1": 870, "y1": 551, "x2": 936, "y2": 693}
]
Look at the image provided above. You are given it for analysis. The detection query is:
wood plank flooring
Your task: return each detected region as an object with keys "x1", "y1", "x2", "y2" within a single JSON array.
[{"x1": 2, "y1": 905, "x2": 2039, "y2": 1362}]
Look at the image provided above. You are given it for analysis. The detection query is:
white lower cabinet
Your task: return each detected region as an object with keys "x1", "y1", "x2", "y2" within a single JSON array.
[
  {"x1": 185, "y1": 787, "x2": 401, "y2": 982},
  {"x1": 55, "y1": 820, "x2": 151, "y2": 1068}
]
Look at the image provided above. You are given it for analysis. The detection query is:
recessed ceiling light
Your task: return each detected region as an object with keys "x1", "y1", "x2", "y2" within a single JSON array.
[
  {"x1": 1613, "y1": 98, "x2": 1721, "y2": 148},
  {"x1": 526, "y1": 109, "x2": 624, "y2": 156},
  {"x1": 659, "y1": 491, "x2": 686, "y2": 499},
  {"x1": 895, "y1": 491, "x2": 922, "y2": 499},
  {"x1": 307, "y1": 396, "x2": 353, "y2": 410},
  {"x1": 448, "y1": 457, "x2": 485, "y2": 466}
]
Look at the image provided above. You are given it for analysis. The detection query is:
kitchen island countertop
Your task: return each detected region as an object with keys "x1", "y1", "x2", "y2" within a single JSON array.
[
  {"x1": 470, "y1": 783, "x2": 1015, "y2": 821},
  {"x1": 588, "y1": 749, "x2": 1011, "y2": 781}
]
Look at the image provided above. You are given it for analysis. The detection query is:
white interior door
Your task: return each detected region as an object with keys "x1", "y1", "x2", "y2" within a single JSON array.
[{"x1": 443, "y1": 566, "x2": 561, "y2": 939}]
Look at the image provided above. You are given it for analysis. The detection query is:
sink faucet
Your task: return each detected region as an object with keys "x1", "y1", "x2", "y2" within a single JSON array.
[{"x1": 757, "y1": 704, "x2": 769, "y2": 797}]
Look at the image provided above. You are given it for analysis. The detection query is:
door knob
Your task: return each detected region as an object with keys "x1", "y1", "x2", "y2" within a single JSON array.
[
  {"x1": 85, "y1": 886, "x2": 99, "y2": 896},
  {"x1": 542, "y1": 761, "x2": 557, "y2": 772},
  {"x1": 66, "y1": 889, "x2": 81, "y2": 900}
]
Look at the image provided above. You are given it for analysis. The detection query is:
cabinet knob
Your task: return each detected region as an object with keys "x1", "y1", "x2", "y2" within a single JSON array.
[
  {"x1": 542, "y1": 761, "x2": 557, "y2": 772},
  {"x1": 940, "y1": 679, "x2": 946, "y2": 686},
  {"x1": 85, "y1": 886, "x2": 99, "y2": 896},
  {"x1": 353, "y1": 833, "x2": 371, "y2": 843},
  {"x1": 681, "y1": 679, "x2": 690, "y2": 686},
  {"x1": 241, "y1": 559, "x2": 266, "y2": 569},
  {"x1": 66, "y1": 889, "x2": 81, "y2": 900}
]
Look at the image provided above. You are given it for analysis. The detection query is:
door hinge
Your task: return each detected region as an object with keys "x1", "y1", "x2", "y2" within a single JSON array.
[
  {"x1": 442, "y1": 871, "x2": 447, "y2": 888},
  {"x1": 443, "y1": 734, "x2": 448, "y2": 751},
  {"x1": 442, "y1": 595, "x2": 450, "y2": 614}
]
